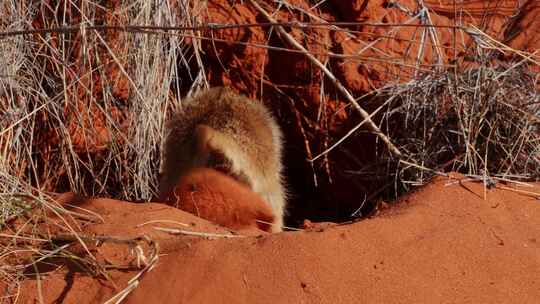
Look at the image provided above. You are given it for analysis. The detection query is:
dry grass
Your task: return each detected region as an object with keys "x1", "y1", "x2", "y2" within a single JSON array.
[
  {"x1": 1, "y1": 0, "x2": 206, "y2": 202},
  {"x1": 1, "y1": 0, "x2": 201, "y2": 300},
  {"x1": 380, "y1": 62, "x2": 539, "y2": 192}
]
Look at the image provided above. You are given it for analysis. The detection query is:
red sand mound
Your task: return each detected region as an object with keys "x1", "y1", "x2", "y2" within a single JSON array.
[
  {"x1": 16, "y1": 175, "x2": 540, "y2": 303},
  {"x1": 157, "y1": 168, "x2": 276, "y2": 232}
]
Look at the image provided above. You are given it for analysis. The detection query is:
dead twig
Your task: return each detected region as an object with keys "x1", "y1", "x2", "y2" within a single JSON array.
[
  {"x1": 152, "y1": 227, "x2": 243, "y2": 238},
  {"x1": 248, "y1": 0, "x2": 403, "y2": 159}
]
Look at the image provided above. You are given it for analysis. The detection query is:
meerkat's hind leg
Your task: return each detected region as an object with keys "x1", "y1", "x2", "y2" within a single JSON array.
[{"x1": 260, "y1": 186, "x2": 286, "y2": 232}]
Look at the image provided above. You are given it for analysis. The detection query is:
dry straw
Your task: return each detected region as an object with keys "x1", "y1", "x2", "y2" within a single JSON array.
[
  {"x1": 1, "y1": 0, "x2": 200, "y2": 300},
  {"x1": 381, "y1": 63, "x2": 539, "y2": 192}
]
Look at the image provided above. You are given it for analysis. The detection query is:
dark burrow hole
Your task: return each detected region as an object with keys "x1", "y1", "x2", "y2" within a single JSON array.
[
  {"x1": 276, "y1": 93, "x2": 388, "y2": 229},
  {"x1": 173, "y1": 41, "x2": 397, "y2": 229}
]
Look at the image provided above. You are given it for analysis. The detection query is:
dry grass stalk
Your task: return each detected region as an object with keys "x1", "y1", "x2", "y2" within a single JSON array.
[
  {"x1": 152, "y1": 226, "x2": 243, "y2": 238},
  {"x1": 248, "y1": 0, "x2": 403, "y2": 159},
  {"x1": 380, "y1": 62, "x2": 539, "y2": 191},
  {"x1": 1, "y1": 0, "x2": 199, "y2": 299}
]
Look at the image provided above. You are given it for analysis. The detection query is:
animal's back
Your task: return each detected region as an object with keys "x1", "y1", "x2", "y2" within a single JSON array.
[{"x1": 159, "y1": 87, "x2": 286, "y2": 231}]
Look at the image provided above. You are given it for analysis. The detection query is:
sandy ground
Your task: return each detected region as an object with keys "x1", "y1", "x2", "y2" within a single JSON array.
[{"x1": 14, "y1": 173, "x2": 540, "y2": 303}]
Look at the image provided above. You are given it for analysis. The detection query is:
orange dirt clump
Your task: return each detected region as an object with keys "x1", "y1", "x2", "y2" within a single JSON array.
[
  {"x1": 157, "y1": 168, "x2": 276, "y2": 232},
  {"x1": 14, "y1": 174, "x2": 540, "y2": 303}
]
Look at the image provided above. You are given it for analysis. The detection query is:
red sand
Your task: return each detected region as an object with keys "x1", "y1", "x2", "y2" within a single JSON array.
[{"x1": 15, "y1": 175, "x2": 540, "y2": 303}]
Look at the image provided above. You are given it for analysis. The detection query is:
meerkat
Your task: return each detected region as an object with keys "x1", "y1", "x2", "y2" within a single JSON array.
[{"x1": 158, "y1": 87, "x2": 286, "y2": 232}]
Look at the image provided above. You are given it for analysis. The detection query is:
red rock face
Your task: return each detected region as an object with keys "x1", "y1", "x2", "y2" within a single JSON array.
[
  {"x1": 196, "y1": 0, "x2": 540, "y2": 223},
  {"x1": 158, "y1": 168, "x2": 276, "y2": 232}
]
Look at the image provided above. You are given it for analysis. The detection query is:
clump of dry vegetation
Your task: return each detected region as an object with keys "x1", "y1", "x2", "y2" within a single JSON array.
[
  {"x1": 1, "y1": 0, "x2": 207, "y2": 203},
  {"x1": 1, "y1": 0, "x2": 199, "y2": 300},
  {"x1": 380, "y1": 62, "x2": 539, "y2": 191}
]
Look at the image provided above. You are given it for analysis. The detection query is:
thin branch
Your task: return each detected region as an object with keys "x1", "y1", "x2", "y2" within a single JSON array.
[
  {"x1": 248, "y1": 0, "x2": 403, "y2": 158},
  {"x1": 0, "y1": 22, "x2": 467, "y2": 39}
]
